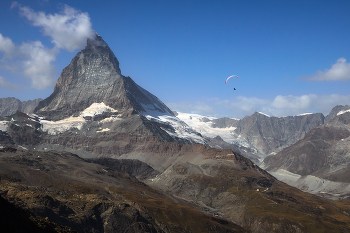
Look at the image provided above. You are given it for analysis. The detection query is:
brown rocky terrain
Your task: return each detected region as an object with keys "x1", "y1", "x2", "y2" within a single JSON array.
[{"x1": 0, "y1": 149, "x2": 246, "y2": 233}]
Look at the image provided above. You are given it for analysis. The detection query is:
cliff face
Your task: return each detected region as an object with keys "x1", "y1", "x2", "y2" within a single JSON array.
[
  {"x1": 233, "y1": 112, "x2": 325, "y2": 155},
  {"x1": 261, "y1": 110, "x2": 350, "y2": 198},
  {"x1": 0, "y1": 97, "x2": 42, "y2": 117}
]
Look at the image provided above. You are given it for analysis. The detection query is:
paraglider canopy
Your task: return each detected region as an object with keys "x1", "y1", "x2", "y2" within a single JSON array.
[{"x1": 225, "y1": 75, "x2": 239, "y2": 84}]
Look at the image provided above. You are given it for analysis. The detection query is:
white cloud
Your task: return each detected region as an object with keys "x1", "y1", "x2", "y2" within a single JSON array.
[
  {"x1": 19, "y1": 41, "x2": 58, "y2": 89},
  {"x1": 0, "y1": 3, "x2": 94, "y2": 90},
  {"x1": 13, "y1": 2, "x2": 95, "y2": 52},
  {"x1": 301, "y1": 58, "x2": 350, "y2": 81},
  {"x1": 0, "y1": 33, "x2": 57, "y2": 90},
  {"x1": 0, "y1": 34, "x2": 16, "y2": 58},
  {"x1": 168, "y1": 94, "x2": 350, "y2": 119}
]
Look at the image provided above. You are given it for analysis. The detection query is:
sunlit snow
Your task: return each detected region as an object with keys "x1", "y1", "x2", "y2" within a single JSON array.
[
  {"x1": 297, "y1": 113, "x2": 313, "y2": 116},
  {"x1": 337, "y1": 109, "x2": 350, "y2": 116},
  {"x1": 176, "y1": 112, "x2": 238, "y2": 144},
  {"x1": 80, "y1": 102, "x2": 118, "y2": 117},
  {"x1": 0, "y1": 121, "x2": 9, "y2": 132},
  {"x1": 41, "y1": 102, "x2": 119, "y2": 135},
  {"x1": 41, "y1": 117, "x2": 86, "y2": 135},
  {"x1": 258, "y1": 112, "x2": 270, "y2": 117},
  {"x1": 139, "y1": 106, "x2": 207, "y2": 144}
]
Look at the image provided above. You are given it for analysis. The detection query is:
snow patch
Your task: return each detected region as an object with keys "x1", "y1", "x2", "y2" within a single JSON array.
[
  {"x1": 176, "y1": 112, "x2": 237, "y2": 143},
  {"x1": 337, "y1": 109, "x2": 350, "y2": 116},
  {"x1": 297, "y1": 113, "x2": 313, "y2": 116},
  {"x1": 80, "y1": 102, "x2": 118, "y2": 117},
  {"x1": 97, "y1": 128, "x2": 110, "y2": 133},
  {"x1": 258, "y1": 112, "x2": 270, "y2": 117},
  {"x1": 41, "y1": 117, "x2": 86, "y2": 135},
  {"x1": 40, "y1": 103, "x2": 120, "y2": 135},
  {"x1": 18, "y1": 145, "x2": 28, "y2": 150},
  {"x1": 0, "y1": 121, "x2": 9, "y2": 132},
  {"x1": 141, "y1": 109, "x2": 206, "y2": 144}
]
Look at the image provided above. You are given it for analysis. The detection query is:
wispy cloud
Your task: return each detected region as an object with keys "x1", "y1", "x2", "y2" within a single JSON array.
[
  {"x1": 12, "y1": 2, "x2": 94, "y2": 52},
  {"x1": 167, "y1": 94, "x2": 350, "y2": 119},
  {"x1": 300, "y1": 58, "x2": 350, "y2": 81},
  {"x1": 0, "y1": 33, "x2": 58, "y2": 90},
  {"x1": 0, "y1": 3, "x2": 94, "y2": 90}
]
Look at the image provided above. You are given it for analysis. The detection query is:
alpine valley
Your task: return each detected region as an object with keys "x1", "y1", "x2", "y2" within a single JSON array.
[{"x1": 1, "y1": 33, "x2": 350, "y2": 233}]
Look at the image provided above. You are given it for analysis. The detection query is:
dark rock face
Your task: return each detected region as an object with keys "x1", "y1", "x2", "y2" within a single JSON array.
[
  {"x1": 0, "y1": 97, "x2": 42, "y2": 117},
  {"x1": 233, "y1": 112, "x2": 325, "y2": 155},
  {"x1": 35, "y1": 33, "x2": 173, "y2": 121}
]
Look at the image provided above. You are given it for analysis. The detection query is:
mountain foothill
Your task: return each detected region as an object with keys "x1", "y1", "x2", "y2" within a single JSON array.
[{"x1": 1, "y1": 33, "x2": 350, "y2": 233}]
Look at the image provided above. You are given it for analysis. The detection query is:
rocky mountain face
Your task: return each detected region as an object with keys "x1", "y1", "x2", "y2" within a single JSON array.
[
  {"x1": 35, "y1": 34, "x2": 173, "y2": 121},
  {"x1": 233, "y1": 112, "x2": 325, "y2": 156},
  {"x1": 176, "y1": 111, "x2": 325, "y2": 162},
  {"x1": 261, "y1": 105, "x2": 350, "y2": 199},
  {"x1": 325, "y1": 104, "x2": 350, "y2": 123},
  {"x1": 0, "y1": 97, "x2": 42, "y2": 117},
  {"x1": 0, "y1": 33, "x2": 206, "y2": 154}
]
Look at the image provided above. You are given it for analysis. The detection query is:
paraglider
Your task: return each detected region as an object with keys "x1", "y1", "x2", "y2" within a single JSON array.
[{"x1": 225, "y1": 75, "x2": 239, "y2": 84}]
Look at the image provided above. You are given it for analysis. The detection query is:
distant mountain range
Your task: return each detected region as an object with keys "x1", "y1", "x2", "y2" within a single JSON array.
[
  {"x1": 0, "y1": 97, "x2": 42, "y2": 117},
  {"x1": 1, "y1": 33, "x2": 350, "y2": 232}
]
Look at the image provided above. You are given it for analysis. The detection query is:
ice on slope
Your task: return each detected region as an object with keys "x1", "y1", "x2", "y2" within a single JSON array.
[
  {"x1": 140, "y1": 106, "x2": 206, "y2": 144},
  {"x1": 41, "y1": 103, "x2": 120, "y2": 135},
  {"x1": 175, "y1": 112, "x2": 238, "y2": 144},
  {"x1": 41, "y1": 117, "x2": 86, "y2": 135}
]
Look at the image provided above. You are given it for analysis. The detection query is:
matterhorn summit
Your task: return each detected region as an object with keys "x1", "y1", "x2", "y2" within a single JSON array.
[
  {"x1": 0, "y1": 32, "x2": 204, "y2": 159},
  {"x1": 35, "y1": 32, "x2": 174, "y2": 121}
]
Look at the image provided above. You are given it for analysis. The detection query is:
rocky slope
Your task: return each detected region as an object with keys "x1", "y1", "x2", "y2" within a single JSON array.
[
  {"x1": 261, "y1": 105, "x2": 350, "y2": 199},
  {"x1": 0, "y1": 97, "x2": 42, "y2": 117}
]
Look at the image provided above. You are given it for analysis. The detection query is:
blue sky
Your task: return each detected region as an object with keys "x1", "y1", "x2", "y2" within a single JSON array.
[{"x1": 0, "y1": 0, "x2": 350, "y2": 119}]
